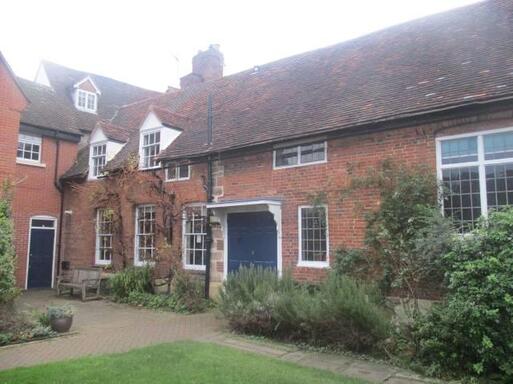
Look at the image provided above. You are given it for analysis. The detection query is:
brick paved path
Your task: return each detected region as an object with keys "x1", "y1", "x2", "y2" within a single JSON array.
[
  {"x1": 0, "y1": 290, "x2": 223, "y2": 370},
  {"x1": 1, "y1": 291, "x2": 440, "y2": 383}
]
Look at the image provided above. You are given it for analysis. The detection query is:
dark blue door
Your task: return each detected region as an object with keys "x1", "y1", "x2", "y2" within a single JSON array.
[
  {"x1": 28, "y1": 227, "x2": 55, "y2": 288},
  {"x1": 227, "y1": 211, "x2": 277, "y2": 273}
]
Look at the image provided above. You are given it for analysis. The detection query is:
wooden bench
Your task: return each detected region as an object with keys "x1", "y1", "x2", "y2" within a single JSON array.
[{"x1": 56, "y1": 267, "x2": 102, "y2": 301}]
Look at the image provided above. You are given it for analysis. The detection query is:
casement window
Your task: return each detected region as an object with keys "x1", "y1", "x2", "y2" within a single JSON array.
[
  {"x1": 17, "y1": 134, "x2": 42, "y2": 163},
  {"x1": 135, "y1": 205, "x2": 156, "y2": 265},
  {"x1": 166, "y1": 164, "x2": 190, "y2": 181},
  {"x1": 91, "y1": 143, "x2": 107, "y2": 177},
  {"x1": 95, "y1": 208, "x2": 113, "y2": 265},
  {"x1": 437, "y1": 128, "x2": 513, "y2": 232},
  {"x1": 183, "y1": 207, "x2": 206, "y2": 270},
  {"x1": 274, "y1": 141, "x2": 326, "y2": 168},
  {"x1": 298, "y1": 206, "x2": 329, "y2": 267},
  {"x1": 76, "y1": 89, "x2": 97, "y2": 113},
  {"x1": 141, "y1": 131, "x2": 161, "y2": 169}
]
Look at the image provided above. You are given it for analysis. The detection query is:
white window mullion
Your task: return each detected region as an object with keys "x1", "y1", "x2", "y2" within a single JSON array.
[{"x1": 477, "y1": 135, "x2": 489, "y2": 217}]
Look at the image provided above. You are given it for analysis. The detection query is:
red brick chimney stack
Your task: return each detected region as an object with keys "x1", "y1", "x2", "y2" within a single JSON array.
[{"x1": 180, "y1": 44, "x2": 224, "y2": 89}]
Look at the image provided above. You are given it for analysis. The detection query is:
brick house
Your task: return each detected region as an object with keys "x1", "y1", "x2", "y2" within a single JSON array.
[
  {"x1": 3, "y1": 59, "x2": 158, "y2": 289},
  {"x1": 6, "y1": 0, "x2": 513, "y2": 295}
]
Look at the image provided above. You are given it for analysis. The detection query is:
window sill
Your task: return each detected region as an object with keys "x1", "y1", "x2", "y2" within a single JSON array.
[
  {"x1": 183, "y1": 264, "x2": 206, "y2": 272},
  {"x1": 95, "y1": 259, "x2": 112, "y2": 266},
  {"x1": 16, "y1": 160, "x2": 46, "y2": 168},
  {"x1": 274, "y1": 159, "x2": 327, "y2": 170},
  {"x1": 297, "y1": 261, "x2": 329, "y2": 269},
  {"x1": 165, "y1": 177, "x2": 191, "y2": 183}
]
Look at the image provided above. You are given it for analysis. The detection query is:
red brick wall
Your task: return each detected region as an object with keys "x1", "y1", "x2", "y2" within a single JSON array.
[
  {"x1": 61, "y1": 164, "x2": 208, "y2": 276},
  {"x1": 219, "y1": 110, "x2": 513, "y2": 282},
  {"x1": 59, "y1": 107, "x2": 513, "y2": 287},
  {"x1": 0, "y1": 61, "x2": 26, "y2": 183},
  {"x1": 13, "y1": 138, "x2": 78, "y2": 287}
]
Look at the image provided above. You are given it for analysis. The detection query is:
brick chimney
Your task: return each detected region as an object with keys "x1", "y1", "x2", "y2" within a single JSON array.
[{"x1": 180, "y1": 44, "x2": 224, "y2": 89}]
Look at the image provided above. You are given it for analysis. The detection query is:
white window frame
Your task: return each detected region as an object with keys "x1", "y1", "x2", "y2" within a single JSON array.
[
  {"x1": 17, "y1": 134, "x2": 42, "y2": 165},
  {"x1": 134, "y1": 204, "x2": 156, "y2": 266},
  {"x1": 436, "y1": 126, "x2": 513, "y2": 227},
  {"x1": 90, "y1": 142, "x2": 107, "y2": 179},
  {"x1": 273, "y1": 140, "x2": 327, "y2": 169},
  {"x1": 95, "y1": 208, "x2": 113, "y2": 266},
  {"x1": 297, "y1": 205, "x2": 329, "y2": 268},
  {"x1": 76, "y1": 89, "x2": 98, "y2": 113},
  {"x1": 182, "y1": 206, "x2": 207, "y2": 271},
  {"x1": 166, "y1": 164, "x2": 191, "y2": 182},
  {"x1": 140, "y1": 129, "x2": 161, "y2": 170}
]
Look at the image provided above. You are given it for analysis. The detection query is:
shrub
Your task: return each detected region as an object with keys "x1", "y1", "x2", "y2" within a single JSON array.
[
  {"x1": 412, "y1": 208, "x2": 513, "y2": 381},
  {"x1": 219, "y1": 266, "x2": 390, "y2": 352},
  {"x1": 0, "y1": 184, "x2": 19, "y2": 305},
  {"x1": 171, "y1": 269, "x2": 209, "y2": 313},
  {"x1": 219, "y1": 266, "x2": 294, "y2": 335},
  {"x1": 110, "y1": 265, "x2": 153, "y2": 299}
]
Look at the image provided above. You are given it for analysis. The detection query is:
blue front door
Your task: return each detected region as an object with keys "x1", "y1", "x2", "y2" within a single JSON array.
[
  {"x1": 227, "y1": 211, "x2": 277, "y2": 273},
  {"x1": 28, "y1": 224, "x2": 55, "y2": 288}
]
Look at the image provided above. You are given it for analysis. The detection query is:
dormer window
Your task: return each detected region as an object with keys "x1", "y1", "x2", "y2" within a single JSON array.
[
  {"x1": 76, "y1": 90, "x2": 97, "y2": 113},
  {"x1": 91, "y1": 143, "x2": 107, "y2": 177},
  {"x1": 73, "y1": 76, "x2": 101, "y2": 114},
  {"x1": 141, "y1": 130, "x2": 161, "y2": 169}
]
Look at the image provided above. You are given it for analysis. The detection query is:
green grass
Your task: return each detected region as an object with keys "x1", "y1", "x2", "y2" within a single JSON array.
[{"x1": 0, "y1": 341, "x2": 368, "y2": 384}]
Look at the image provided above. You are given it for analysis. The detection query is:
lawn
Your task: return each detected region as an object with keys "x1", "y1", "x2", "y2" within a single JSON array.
[{"x1": 0, "y1": 341, "x2": 368, "y2": 384}]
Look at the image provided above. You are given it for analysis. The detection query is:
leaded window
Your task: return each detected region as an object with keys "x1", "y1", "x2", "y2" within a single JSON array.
[
  {"x1": 438, "y1": 129, "x2": 513, "y2": 232},
  {"x1": 299, "y1": 206, "x2": 328, "y2": 265},
  {"x1": 274, "y1": 141, "x2": 326, "y2": 168}
]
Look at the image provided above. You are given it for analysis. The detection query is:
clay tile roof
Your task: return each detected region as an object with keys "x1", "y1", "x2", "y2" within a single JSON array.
[
  {"x1": 17, "y1": 77, "x2": 84, "y2": 136},
  {"x1": 96, "y1": 120, "x2": 130, "y2": 143},
  {"x1": 151, "y1": 0, "x2": 513, "y2": 161},
  {"x1": 42, "y1": 61, "x2": 161, "y2": 132}
]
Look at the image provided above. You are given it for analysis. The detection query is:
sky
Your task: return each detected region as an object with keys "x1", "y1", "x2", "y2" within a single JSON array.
[{"x1": 1, "y1": 0, "x2": 480, "y2": 92}]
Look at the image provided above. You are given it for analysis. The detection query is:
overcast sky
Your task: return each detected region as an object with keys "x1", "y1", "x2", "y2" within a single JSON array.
[{"x1": 1, "y1": 0, "x2": 480, "y2": 92}]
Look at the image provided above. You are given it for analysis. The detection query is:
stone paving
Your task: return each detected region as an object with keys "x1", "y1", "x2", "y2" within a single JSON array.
[{"x1": 0, "y1": 290, "x2": 441, "y2": 383}]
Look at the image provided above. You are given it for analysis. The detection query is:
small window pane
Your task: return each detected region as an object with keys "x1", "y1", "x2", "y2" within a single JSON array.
[
  {"x1": 484, "y1": 132, "x2": 513, "y2": 160},
  {"x1": 166, "y1": 166, "x2": 176, "y2": 180},
  {"x1": 178, "y1": 165, "x2": 189, "y2": 179},
  {"x1": 300, "y1": 142, "x2": 325, "y2": 164},
  {"x1": 275, "y1": 147, "x2": 298, "y2": 167},
  {"x1": 32, "y1": 219, "x2": 54, "y2": 228},
  {"x1": 441, "y1": 137, "x2": 478, "y2": 164}
]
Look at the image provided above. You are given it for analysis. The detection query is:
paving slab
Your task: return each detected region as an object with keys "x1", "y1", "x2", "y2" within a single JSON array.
[{"x1": 342, "y1": 361, "x2": 398, "y2": 383}]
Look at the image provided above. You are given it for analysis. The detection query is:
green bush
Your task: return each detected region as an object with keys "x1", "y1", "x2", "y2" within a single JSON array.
[
  {"x1": 412, "y1": 208, "x2": 513, "y2": 381},
  {"x1": 110, "y1": 266, "x2": 154, "y2": 299},
  {"x1": 171, "y1": 269, "x2": 209, "y2": 313},
  {"x1": 219, "y1": 266, "x2": 390, "y2": 352},
  {"x1": 0, "y1": 184, "x2": 19, "y2": 305}
]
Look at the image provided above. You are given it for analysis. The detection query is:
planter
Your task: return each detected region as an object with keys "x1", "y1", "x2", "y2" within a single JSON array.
[{"x1": 50, "y1": 316, "x2": 73, "y2": 333}]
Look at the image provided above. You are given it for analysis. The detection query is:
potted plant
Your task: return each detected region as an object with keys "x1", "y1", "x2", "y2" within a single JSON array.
[{"x1": 47, "y1": 305, "x2": 74, "y2": 333}]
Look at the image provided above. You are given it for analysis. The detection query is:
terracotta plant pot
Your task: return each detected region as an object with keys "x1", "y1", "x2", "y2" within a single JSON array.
[{"x1": 50, "y1": 316, "x2": 73, "y2": 333}]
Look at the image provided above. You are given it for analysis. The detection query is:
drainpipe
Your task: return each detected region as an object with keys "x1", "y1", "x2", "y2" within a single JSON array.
[
  {"x1": 204, "y1": 94, "x2": 214, "y2": 298},
  {"x1": 53, "y1": 136, "x2": 65, "y2": 279}
]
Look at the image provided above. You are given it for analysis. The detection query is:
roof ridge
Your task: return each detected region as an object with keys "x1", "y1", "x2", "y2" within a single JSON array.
[{"x1": 41, "y1": 60, "x2": 162, "y2": 94}]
